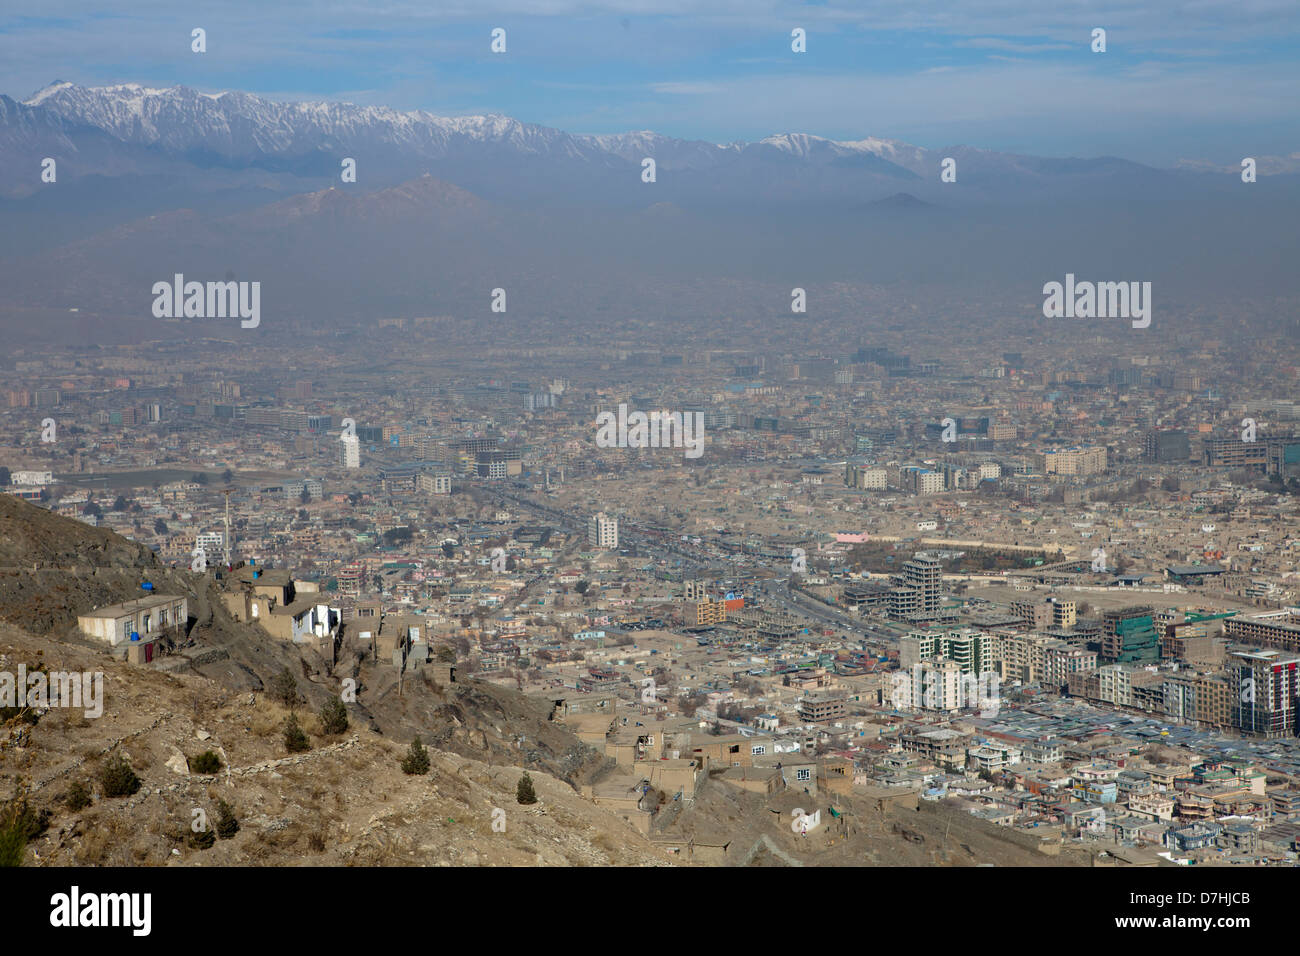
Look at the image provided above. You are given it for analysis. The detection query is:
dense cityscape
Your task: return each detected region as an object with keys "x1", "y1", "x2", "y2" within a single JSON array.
[
  {"x1": 5, "y1": 310, "x2": 1300, "y2": 866},
  {"x1": 0, "y1": 2, "x2": 1295, "y2": 936}
]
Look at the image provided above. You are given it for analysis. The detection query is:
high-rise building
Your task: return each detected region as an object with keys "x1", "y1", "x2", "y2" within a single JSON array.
[
  {"x1": 1036, "y1": 445, "x2": 1108, "y2": 476},
  {"x1": 1233, "y1": 649, "x2": 1300, "y2": 738},
  {"x1": 339, "y1": 435, "x2": 360, "y2": 469},
  {"x1": 897, "y1": 466, "x2": 943, "y2": 495},
  {"x1": 687, "y1": 599, "x2": 727, "y2": 628},
  {"x1": 899, "y1": 659, "x2": 964, "y2": 712},
  {"x1": 1051, "y1": 598, "x2": 1076, "y2": 628},
  {"x1": 1203, "y1": 437, "x2": 1272, "y2": 468},
  {"x1": 900, "y1": 629, "x2": 994, "y2": 676},
  {"x1": 588, "y1": 512, "x2": 618, "y2": 550},
  {"x1": 417, "y1": 472, "x2": 451, "y2": 495},
  {"x1": 1145, "y1": 429, "x2": 1190, "y2": 461},
  {"x1": 889, "y1": 555, "x2": 945, "y2": 622},
  {"x1": 1101, "y1": 607, "x2": 1159, "y2": 664},
  {"x1": 845, "y1": 462, "x2": 888, "y2": 490}
]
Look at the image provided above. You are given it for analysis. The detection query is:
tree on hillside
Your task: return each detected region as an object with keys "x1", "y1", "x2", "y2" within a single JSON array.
[
  {"x1": 318, "y1": 697, "x2": 348, "y2": 736},
  {"x1": 214, "y1": 798, "x2": 240, "y2": 839},
  {"x1": 401, "y1": 738, "x2": 430, "y2": 775},
  {"x1": 99, "y1": 753, "x2": 141, "y2": 798},
  {"x1": 284, "y1": 713, "x2": 310, "y2": 753},
  {"x1": 270, "y1": 667, "x2": 301, "y2": 710},
  {"x1": 0, "y1": 788, "x2": 50, "y2": 867},
  {"x1": 516, "y1": 772, "x2": 537, "y2": 805}
]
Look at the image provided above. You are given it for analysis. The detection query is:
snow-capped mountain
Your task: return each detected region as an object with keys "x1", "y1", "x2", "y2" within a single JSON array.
[
  {"x1": 20, "y1": 81, "x2": 927, "y2": 172},
  {"x1": 1, "y1": 82, "x2": 1296, "y2": 331},
  {"x1": 1, "y1": 80, "x2": 1285, "y2": 210}
]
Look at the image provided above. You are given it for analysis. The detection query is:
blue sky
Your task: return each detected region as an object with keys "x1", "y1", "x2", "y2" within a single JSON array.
[{"x1": 2, "y1": 1, "x2": 1298, "y2": 165}]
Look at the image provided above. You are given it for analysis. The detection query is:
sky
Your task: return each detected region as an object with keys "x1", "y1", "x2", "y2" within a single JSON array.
[{"x1": 2, "y1": 1, "x2": 1298, "y2": 166}]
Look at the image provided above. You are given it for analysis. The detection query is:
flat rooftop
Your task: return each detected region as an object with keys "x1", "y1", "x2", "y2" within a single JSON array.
[{"x1": 79, "y1": 594, "x2": 185, "y2": 618}]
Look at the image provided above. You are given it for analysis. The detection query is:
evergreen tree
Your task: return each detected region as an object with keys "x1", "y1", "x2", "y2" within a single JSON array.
[
  {"x1": 401, "y1": 738, "x2": 430, "y2": 775},
  {"x1": 100, "y1": 753, "x2": 141, "y2": 798},
  {"x1": 215, "y1": 799, "x2": 240, "y2": 840},
  {"x1": 284, "y1": 713, "x2": 310, "y2": 753},
  {"x1": 270, "y1": 667, "x2": 300, "y2": 709},
  {"x1": 318, "y1": 697, "x2": 348, "y2": 736},
  {"x1": 516, "y1": 772, "x2": 537, "y2": 805}
]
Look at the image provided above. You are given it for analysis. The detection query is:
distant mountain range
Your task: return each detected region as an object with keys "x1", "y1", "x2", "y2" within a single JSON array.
[
  {"x1": 5, "y1": 81, "x2": 1295, "y2": 207},
  {"x1": 2, "y1": 81, "x2": 1298, "y2": 327}
]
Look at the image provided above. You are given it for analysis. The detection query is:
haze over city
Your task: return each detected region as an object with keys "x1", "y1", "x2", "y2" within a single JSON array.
[{"x1": 0, "y1": 0, "x2": 1296, "y2": 931}]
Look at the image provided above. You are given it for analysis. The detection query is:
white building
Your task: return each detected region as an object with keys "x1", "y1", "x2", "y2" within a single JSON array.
[
  {"x1": 967, "y1": 741, "x2": 1022, "y2": 773},
  {"x1": 893, "y1": 659, "x2": 964, "y2": 712},
  {"x1": 339, "y1": 435, "x2": 360, "y2": 469},
  {"x1": 588, "y1": 512, "x2": 619, "y2": 550},
  {"x1": 195, "y1": 531, "x2": 225, "y2": 553},
  {"x1": 77, "y1": 594, "x2": 189, "y2": 647},
  {"x1": 10, "y1": 470, "x2": 53, "y2": 486},
  {"x1": 417, "y1": 472, "x2": 451, "y2": 495},
  {"x1": 845, "y1": 463, "x2": 888, "y2": 490}
]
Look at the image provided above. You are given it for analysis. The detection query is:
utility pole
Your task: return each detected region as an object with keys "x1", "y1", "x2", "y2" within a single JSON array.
[{"x1": 222, "y1": 488, "x2": 234, "y2": 566}]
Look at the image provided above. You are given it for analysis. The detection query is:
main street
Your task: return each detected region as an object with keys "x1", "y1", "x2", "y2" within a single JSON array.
[{"x1": 478, "y1": 482, "x2": 900, "y2": 653}]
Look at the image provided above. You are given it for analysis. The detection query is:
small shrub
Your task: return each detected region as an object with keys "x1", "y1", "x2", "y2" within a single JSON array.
[
  {"x1": 187, "y1": 827, "x2": 216, "y2": 850},
  {"x1": 401, "y1": 738, "x2": 430, "y2": 775},
  {"x1": 189, "y1": 750, "x2": 223, "y2": 775},
  {"x1": 269, "y1": 667, "x2": 301, "y2": 710},
  {"x1": 284, "y1": 713, "x2": 310, "y2": 754},
  {"x1": 516, "y1": 772, "x2": 537, "y2": 805},
  {"x1": 64, "y1": 781, "x2": 92, "y2": 812},
  {"x1": 99, "y1": 754, "x2": 141, "y2": 798},
  {"x1": 0, "y1": 790, "x2": 50, "y2": 867},
  {"x1": 318, "y1": 697, "x2": 348, "y2": 736},
  {"x1": 215, "y1": 799, "x2": 239, "y2": 840}
]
